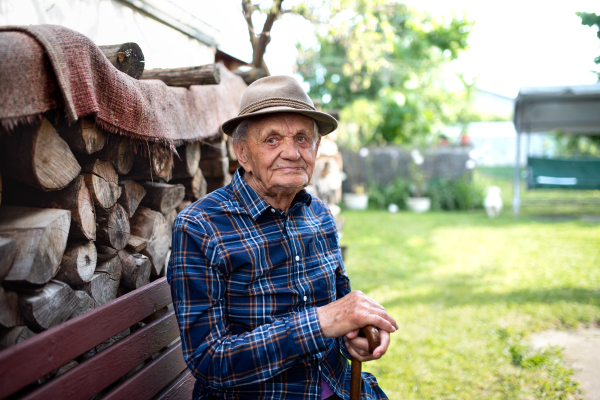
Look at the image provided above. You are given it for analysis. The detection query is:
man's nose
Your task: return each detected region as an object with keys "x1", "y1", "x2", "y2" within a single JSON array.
[{"x1": 279, "y1": 138, "x2": 301, "y2": 160}]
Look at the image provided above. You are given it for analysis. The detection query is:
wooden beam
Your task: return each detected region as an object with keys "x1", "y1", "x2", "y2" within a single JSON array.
[{"x1": 141, "y1": 64, "x2": 220, "y2": 87}]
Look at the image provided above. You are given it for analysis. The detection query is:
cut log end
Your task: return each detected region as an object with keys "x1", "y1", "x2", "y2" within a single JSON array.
[
  {"x1": 0, "y1": 119, "x2": 81, "y2": 191},
  {"x1": 54, "y1": 241, "x2": 97, "y2": 286},
  {"x1": 99, "y1": 42, "x2": 145, "y2": 79},
  {"x1": 0, "y1": 206, "x2": 71, "y2": 285},
  {"x1": 96, "y1": 204, "x2": 131, "y2": 251}
]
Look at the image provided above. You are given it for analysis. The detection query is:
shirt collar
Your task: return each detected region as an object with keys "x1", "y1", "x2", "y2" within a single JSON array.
[{"x1": 231, "y1": 167, "x2": 312, "y2": 220}]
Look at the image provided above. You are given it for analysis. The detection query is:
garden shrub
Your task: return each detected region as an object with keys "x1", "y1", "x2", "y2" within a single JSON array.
[{"x1": 427, "y1": 177, "x2": 484, "y2": 211}]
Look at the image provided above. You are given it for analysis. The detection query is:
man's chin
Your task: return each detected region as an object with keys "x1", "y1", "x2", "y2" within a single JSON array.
[{"x1": 273, "y1": 176, "x2": 310, "y2": 190}]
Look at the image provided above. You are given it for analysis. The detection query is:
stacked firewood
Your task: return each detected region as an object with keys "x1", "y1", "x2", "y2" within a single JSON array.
[{"x1": 0, "y1": 116, "x2": 234, "y2": 350}]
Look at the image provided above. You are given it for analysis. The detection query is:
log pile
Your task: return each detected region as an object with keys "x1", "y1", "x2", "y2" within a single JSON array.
[
  {"x1": 0, "y1": 117, "x2": 233, "y2": 350},
  {"x1": 0, "y1": 35, "x2": 243, "y2": 357},
  {"x1": 0, "y1": 91, "x2": 234, "y2": 353}
]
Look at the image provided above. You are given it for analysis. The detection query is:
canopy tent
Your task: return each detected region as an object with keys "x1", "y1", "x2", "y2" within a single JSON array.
[{"x1": 512, "y1": 83, "x2": 600, "y2": 214}]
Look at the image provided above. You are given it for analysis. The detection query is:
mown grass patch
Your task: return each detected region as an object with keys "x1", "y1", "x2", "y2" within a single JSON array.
[{"x1": 341, "y1": 210, "x2": 600, "y2": 399}]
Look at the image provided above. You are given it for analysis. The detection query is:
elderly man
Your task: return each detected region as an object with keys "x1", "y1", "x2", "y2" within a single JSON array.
[{"x1": 168, "y1": 76, "x2": 398, "y2": 400}]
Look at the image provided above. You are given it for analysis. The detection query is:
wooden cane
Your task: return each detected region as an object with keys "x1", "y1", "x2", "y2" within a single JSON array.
[{"x1": 350, "y1": 325, "x2": 381, "y2": 400}]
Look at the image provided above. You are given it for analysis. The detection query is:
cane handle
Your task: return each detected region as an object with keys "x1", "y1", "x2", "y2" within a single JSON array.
[{"x1": 359, "y1": 325, "x2": 381, "y2": 354}]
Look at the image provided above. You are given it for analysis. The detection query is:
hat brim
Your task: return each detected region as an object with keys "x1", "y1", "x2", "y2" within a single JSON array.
[{"x1": 221, "y1": 106, "x2": 338, "y2": 136}]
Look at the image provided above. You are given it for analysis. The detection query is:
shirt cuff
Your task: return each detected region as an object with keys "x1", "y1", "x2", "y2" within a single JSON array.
[
  {"x1": 288, "y1": 307, "x2": 328, "y2": 358},
  {"x1": 339, "y1": 336, "x2": 352, "y2": 360}
]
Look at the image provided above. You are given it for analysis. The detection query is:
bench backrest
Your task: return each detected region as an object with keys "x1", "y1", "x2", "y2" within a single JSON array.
[{"x1": 0, "y1": 277, "x2": 193, "y2": 400}]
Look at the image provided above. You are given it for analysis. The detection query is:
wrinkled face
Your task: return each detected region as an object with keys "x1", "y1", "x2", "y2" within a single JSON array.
[{"x1": 235, "y1": 113, "x2": 320, "y2": 195}]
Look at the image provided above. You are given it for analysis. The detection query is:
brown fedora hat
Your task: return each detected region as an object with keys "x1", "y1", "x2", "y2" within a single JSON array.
[{"x1": 222, "y1": 75, "x2": 338, "y2": 136}]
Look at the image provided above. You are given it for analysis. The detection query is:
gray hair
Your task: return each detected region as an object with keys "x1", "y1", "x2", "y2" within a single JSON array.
[{"x1": 232, "y1": 117, "x2": 319, "y2": 145}]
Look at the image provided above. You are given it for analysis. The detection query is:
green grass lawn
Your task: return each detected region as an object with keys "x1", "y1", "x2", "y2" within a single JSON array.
[{"x1": 341, "y1": 210, "x2": 600, "y2": 399}]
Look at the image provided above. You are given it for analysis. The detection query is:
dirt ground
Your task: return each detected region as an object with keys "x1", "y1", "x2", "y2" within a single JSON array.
[{"x1": 530, "y1": 329, "x2": 600, "y2": 400}]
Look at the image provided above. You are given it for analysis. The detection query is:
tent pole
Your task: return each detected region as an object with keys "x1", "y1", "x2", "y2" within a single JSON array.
[{"x1": 513, "y1": 131, "x2": 522, "y2": 215}]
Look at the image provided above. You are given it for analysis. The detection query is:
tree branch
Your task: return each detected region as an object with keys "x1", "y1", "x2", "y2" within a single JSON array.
[
  {"x1": 252, "y1": 0, "x2": 283, "y2": 70},
  {"x1": 242, "y1": 0, "x2": 258, "y2": 49}
]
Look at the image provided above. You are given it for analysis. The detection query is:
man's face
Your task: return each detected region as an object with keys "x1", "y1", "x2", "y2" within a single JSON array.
[{"x1": 235, "y1": 113, "x2": 320, "y2": 196}]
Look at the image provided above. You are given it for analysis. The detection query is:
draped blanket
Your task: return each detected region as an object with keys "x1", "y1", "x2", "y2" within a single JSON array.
[{"x1": 0, "y1": 24, "x2": 247, "y2": 147}]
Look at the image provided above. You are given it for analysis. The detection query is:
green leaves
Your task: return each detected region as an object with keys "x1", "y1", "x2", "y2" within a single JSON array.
[
  {"x1": 576, "y1": 11, "x2": 600, "y2": 77},
  {"x1": 296, "y1": 1, "x2": 475, "y2": 146}
]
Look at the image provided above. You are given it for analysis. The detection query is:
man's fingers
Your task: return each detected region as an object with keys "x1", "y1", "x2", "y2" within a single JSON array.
[
  {"x1": 345, "y1": 329, "x2": 359, "y2": 340},
  {"x1": 373, "y1": 330, "x2": 391, "y2": 358}
]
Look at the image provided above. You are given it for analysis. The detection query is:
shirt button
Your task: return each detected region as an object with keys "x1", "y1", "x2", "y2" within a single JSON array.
[
  {"x1": 303, "y1": 295, "x2": 307, "y2": 301},
  {"x1": 318, "y1": 365, "x2": 322, "y2": 371},
  {"x1": 270, "y1": 208, "x2": 275, "y2": 213},
  {"x1": 295, "y1": 255, "x2": 300, "y2": 261}
]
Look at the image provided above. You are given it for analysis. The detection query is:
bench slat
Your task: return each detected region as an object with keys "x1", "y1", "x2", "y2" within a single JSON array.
[
  {"x1": 21, "y1": 310, "x2": 179, "y2": 400},
  {"x1": 153, "y1": 370, "x2": 195, "y2": 400},
  {"x1": 0, "y1": 277, "x2": 172, "y2": 399},
  {"x1": 103, "y1": 341, "x2": 188, "y2": 400}
]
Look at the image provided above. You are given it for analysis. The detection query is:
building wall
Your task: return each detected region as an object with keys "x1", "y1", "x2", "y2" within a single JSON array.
[{"x1": 0, "y1": 0, "x2": 216, "y2": 68}]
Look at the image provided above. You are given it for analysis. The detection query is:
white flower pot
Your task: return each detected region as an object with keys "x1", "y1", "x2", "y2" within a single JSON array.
[
  {"x1": 406, "y1": 197, "x2": 431, "y2": 213},
  {"x1": 343, "y1": 193, "x2": 369, "y2": 210}
]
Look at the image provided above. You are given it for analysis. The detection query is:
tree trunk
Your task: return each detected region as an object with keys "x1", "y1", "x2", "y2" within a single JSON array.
[
  {"x1": 139, "y1": 181, "x2": 185, "y2": 215},
  {"x1": 0, "y1": 237, "x2": 17, "y2": 283},
  {"x1": 0, "y1": 119, "x2": 81, "y2": 191},
  {"x1": 98, "y1": 42, "x2": 145, "y2": 79},
  {"x1": 95, "y1": 204, "x2": 130, "y2": 250},
  {"x1": 140, "y1": 64, "x2": 220, "y2": 87},
  {"x1": 18, "y1": 280, "x2": 78, "y2": 332},
  {"x1": 58, "y1": 116, "x2": 106, "y2": 155},
  {"x1": 172, "y1": 142, "x2": 201, "y2": 179},
  {"x1": 117, "y1": 180, "x2": 146, "y2": 218},
  {"x1": 76, "y1": 248, "x2": 122, "y2": 305},
  {"x1": 125, "y1": 235, "x2": 148, "y2": 253},
  {"x1": 233, "y1": 68, "x2": 267, "y2": 85},
  {"x1": 0, "y1": 286, "x2": 25, "y2": 328},
  {"x1": 82, "y1": 159, "x2": 121, "y2": 210},
  {"x1": 2, "y1": 175, "x2": 97, "y2": 241},
  {"x1": 118, "y1": 250, "x2": 151, "y2": 291},
  {"x1": 124, "y1": 147, "x2": 173, "y2": 182},
  {"x1": 0, "y1": 326, "x2": 35, "y2": 350},
  {"x1": 54, "y1": 241, "x2": 97, "y2": 286},
  {"x1": 0, "y1": 206, "x2": 70, "y2": 285},
  {"x1": 130, "y1": 207, "x2": 170, "y2": 277},
  {"x1": 173, "y1": 168, "x2": 207, "y2": 201}
]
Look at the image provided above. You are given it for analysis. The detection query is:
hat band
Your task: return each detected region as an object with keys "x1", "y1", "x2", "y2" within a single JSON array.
[{"x1": 239, "y1": 98, "x2": 315, "y2": 116}]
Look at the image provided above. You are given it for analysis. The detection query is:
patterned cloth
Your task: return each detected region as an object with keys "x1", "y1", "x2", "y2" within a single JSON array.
[
  {"x1": 168, "y1": 168, "x2": 387, "y2": 399},
  {"x1": 0, "y1": 25, "x2": 246, "y2": 145}
]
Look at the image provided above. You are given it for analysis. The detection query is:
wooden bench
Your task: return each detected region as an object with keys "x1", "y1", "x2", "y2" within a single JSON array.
[{"x1": 0, "y1": 277, "x2": 193, "y2": 400}]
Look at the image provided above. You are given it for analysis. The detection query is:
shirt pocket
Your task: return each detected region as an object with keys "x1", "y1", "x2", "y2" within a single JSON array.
[{"x1": 306, "y1": 234, "x2": 339, "y2": 305}]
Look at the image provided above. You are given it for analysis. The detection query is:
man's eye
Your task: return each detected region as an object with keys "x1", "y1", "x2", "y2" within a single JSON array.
[
  {"x1": 297, "y1": 136, "x2": 306, "y2": 143},
  {"x1": 267, "y1": 138, "x2": 277, "y2": 144}
]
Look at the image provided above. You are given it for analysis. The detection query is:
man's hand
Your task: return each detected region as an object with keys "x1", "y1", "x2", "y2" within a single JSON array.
[
  {"x1": 316, "y1": 290, "x2": 398, "y2": 359},
  {"x1": 344, "y1": 329, "x2": 391, "y2": 361}
]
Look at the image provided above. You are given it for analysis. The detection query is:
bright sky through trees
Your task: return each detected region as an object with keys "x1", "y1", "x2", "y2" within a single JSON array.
[{"x1": 183, "y1": 0, "x2": 600, "y2": 98}]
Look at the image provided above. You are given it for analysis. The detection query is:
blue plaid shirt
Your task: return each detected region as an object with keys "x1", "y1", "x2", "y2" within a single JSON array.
[{"x1": 168, "y1": 168, "x2": 387, "y2": 399}]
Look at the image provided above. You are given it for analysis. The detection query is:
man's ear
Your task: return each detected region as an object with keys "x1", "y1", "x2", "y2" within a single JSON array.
[
  {"x1": 314, "y1": 135, "x2": 321, "y2": 155},
  {"x1": 233, "y1": 140, "x2": 249, "y2": 170}
]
